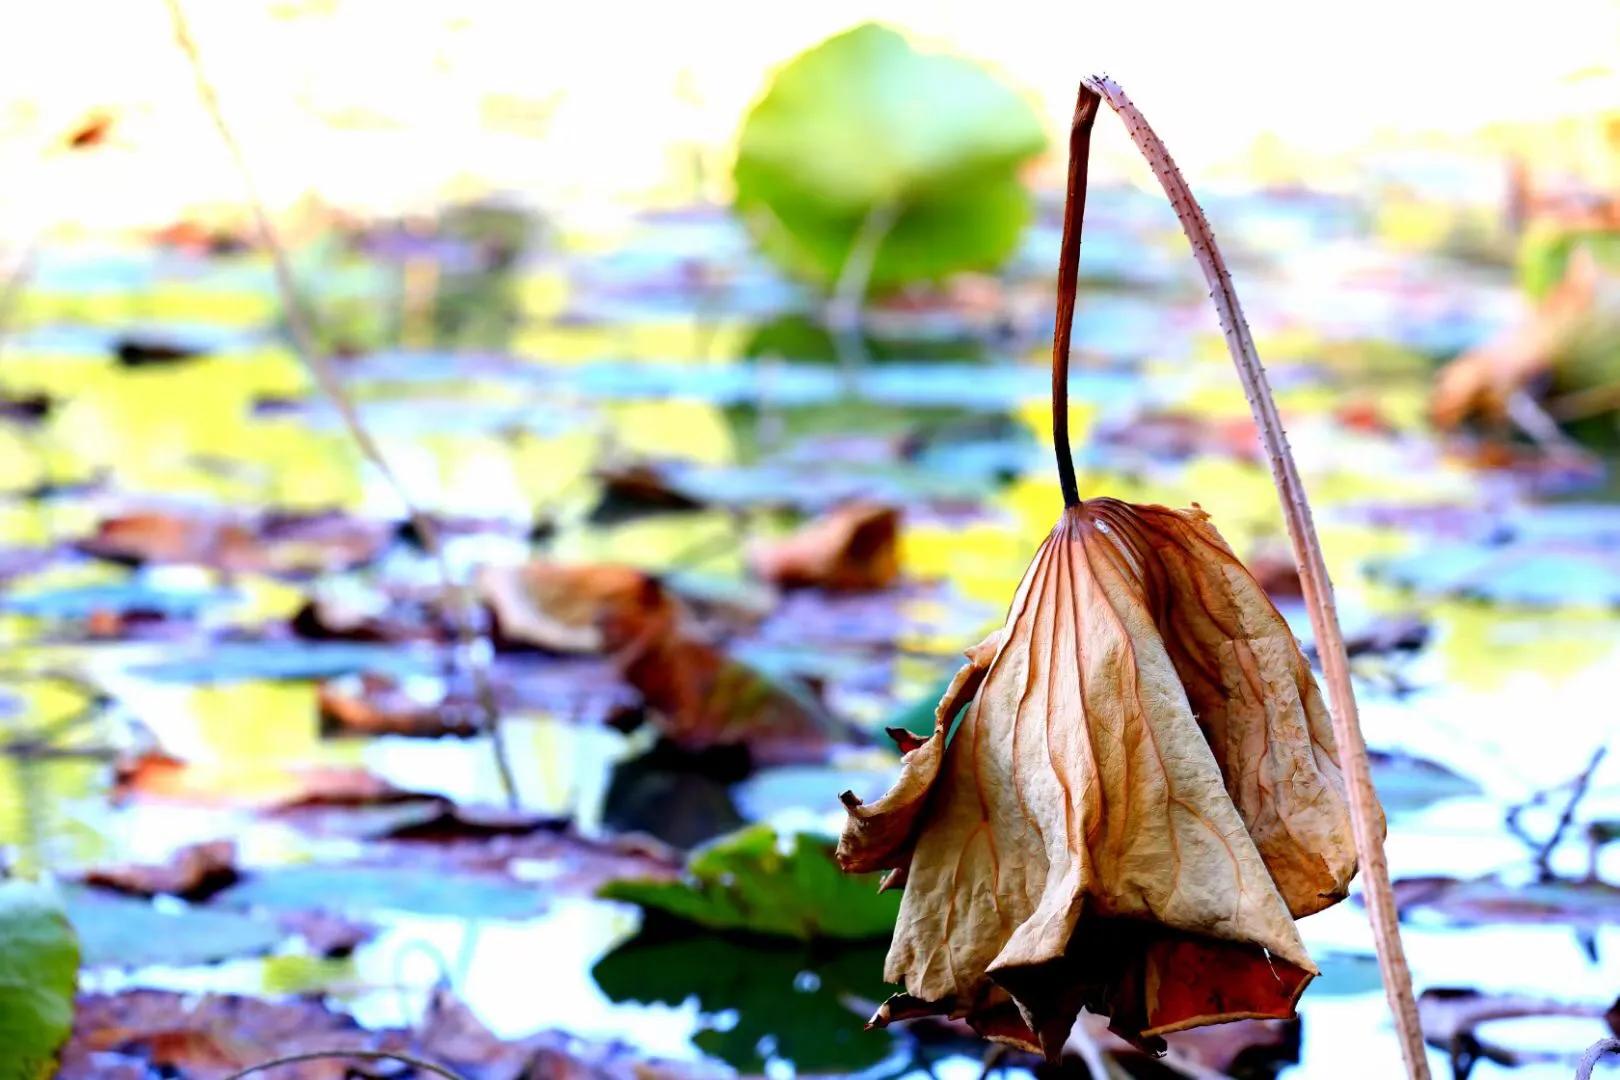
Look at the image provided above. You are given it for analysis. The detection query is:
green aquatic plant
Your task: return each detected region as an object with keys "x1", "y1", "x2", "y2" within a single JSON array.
[
  {"x1": 0, "y1": 880, "x2": 78, "y2": 1080},
  {"x1": 733, "y1": 23, "x2": 1046, "y2": 294}
]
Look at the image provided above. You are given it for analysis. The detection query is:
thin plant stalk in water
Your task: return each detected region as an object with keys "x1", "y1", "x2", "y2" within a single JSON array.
[
  {"x1": 222, "y1": 1050, "x2": 467, "y2": 1080},
  {"x1": 162, "y1": 0, "x2": 518, "y2": 807},
  {"x1": 1057, "y1": 77, "x2": 1429, "y2": 1078}
]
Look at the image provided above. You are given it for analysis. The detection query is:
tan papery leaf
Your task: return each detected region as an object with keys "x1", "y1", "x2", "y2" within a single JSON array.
[
  {"x1": 749, "y1": 502, "x2": 901, "y2": 592},
  {"x1": 479, "y1": 562, "x2": 676, "y2": 654},
  {"x1": 837, "y1": 498, "x2": 1363, "y2": 1058}
]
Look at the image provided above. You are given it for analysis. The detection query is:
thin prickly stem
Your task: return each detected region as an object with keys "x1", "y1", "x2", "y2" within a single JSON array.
[{"x1": 1079, "y1": 73, "x2": 1430, "y2": 1080}]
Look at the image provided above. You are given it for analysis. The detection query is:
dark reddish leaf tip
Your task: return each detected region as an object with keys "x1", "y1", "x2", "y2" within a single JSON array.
[{"x1": 885, "y1": 726, "x2": 926, "y2": 754}]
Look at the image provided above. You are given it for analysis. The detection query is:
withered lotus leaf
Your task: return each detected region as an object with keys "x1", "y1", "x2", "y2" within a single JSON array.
[
  {"x1": 749, "y1": 501, "x2": 901, "y2": 592},
  {"x1": 837, "y1": 498, "x2": 1365, "y2": 1058},
  {"x1": 478, "y1": 562, "x2": 676, "y2": 654}
]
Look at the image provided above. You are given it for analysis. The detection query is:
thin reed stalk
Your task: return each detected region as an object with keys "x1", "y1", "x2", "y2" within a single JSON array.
[{"x1": 163, "y1": 0, "x2": 518, "y2": 807}]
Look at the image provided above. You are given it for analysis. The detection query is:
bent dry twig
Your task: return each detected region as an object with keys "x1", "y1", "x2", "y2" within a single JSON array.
[
  {"x1": 163, "y1": 0, "x2": 518, "y2": 806},
  {"x1": 222, "y1": 1049, "x2": 467, "y2": 1080},
  {"x1": 1576, "y1": 1038, "x2": 1620, "y2": 1080},
  {"x1": 1506, "y1": 746, "x2": 1610, "y2": 880},
  {"x1": 1077, "y1": 74, "x2": 1430, "y2": 1078}
]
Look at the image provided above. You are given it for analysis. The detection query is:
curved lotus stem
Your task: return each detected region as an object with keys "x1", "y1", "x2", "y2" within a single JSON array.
[
  {"x1": 1050, "y1": 89, "x2": 1100, "y2": 507},
  {"x1": 1055, "y1": 74, "x2": 1428, "y2": 1079}
]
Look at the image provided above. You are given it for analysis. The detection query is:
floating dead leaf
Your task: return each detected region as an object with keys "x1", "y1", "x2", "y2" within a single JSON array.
[
  {"x1": 64, "y1": 111, "x2": 114, "y2": 150},
  {"x1": 81, "y1": 840, "x2": 239, "y2": 901},
  {"x1": 0, "y1": 391, "x2": 52, "y2": 423},
  {"x1": 1244, "y1": 543, "x2": 1303, "y2": 601},
  {"x1": 150, "y1": 219, "x2": 251, "y2": 256},
  {"x1": 113, "y1": 336, "x2": 202, "y2": 367},
  {"x1": 479, "y1": 558, "x2": 834, "y2": 761},
  {"x1": 64, "y1": 983, "x2": 725, "y2": 1078},
  {"x1": 1432, "y1": 247, "x2": 1619, "y2": 430},
  {"x1": 79, "y1": 509, "x2": 389, "y2": 575},
  {"x1": 291, "y1": 590, "x2": 446, "y2": 644},
  {"x1": 317, "y1": 673, "x2": 483, "y2": 738},
  {"x1": 63, "y1": 990, "x2": 353, "y2": 1079},
  {"x1": 1095, "y1": 410, "x2": 1261, "y2": 464},
  {"x1": 415, "y1": 984, "x2": 728, "y2": 1080},
  {"x1": 374, "y1": 824, "x2": 683, "y2": 894},
  {"x1": 750, "y1": 502, "x2": 901, "y2": 592},
  {"x1": 373, "y1": 802, "x2": 564, "y2": 841},
  {"x1": 479, "y1": 561, "x2": 677, "y2": 653},
  {"x1": 622, "y1": 628, "x2": 842, "y2": 766},
  {"x1": 274, "y1": 908, "x2": 376, "y2": 958},
  {"x1": 590, "y1": 459, "x2": 707, "y2": 523},
  {"x1": 63, "y1": 986, "x2": 723, "y2": 1080},
  {"x1": 837, "y1": 498, "x2": 1361, "y2": 1058},
  {"x1": 114, "y1": 752, "x2": 422, "y2": 811},
  {"x1": 1389, "y1": 874, "x2": 1620, "y2": 928}
]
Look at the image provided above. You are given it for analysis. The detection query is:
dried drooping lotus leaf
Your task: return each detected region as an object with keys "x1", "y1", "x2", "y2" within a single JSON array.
[{"x1": 837, "y1": 498, "x2": 1362, "y2": 1058}]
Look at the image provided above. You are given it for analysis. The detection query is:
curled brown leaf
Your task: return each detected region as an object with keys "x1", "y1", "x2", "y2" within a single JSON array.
[
  {"x1": 838, "y1": 499, "x2": 1362, "y2": 1058},
  {"x1": 750, "y1": 502, "x2": 901, "y2": 592}
]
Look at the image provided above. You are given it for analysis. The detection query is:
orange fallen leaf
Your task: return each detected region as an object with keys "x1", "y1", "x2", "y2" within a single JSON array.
[
  {"x1": 621, "y1": 626, "x2": 839, "y2": 766},
  {"x1": 64, "y1": 111, "x2": 114, "y2": 150},
  {"x1": 81, "y1": 840, "x2": 239, "y2": 901},
  {"x1": 837, "y1": 498, "x2": 1362, "y2": 1058},
  {"x1": 479, "y1": 561, "x2": 676, "y2": 653},
  {"x1": 113, "y1": 752, "x2": 419, "y2": 811},
  {"x1": 1431, "y1": 248, "x2": 1604, "y2": 429},
  {"x1": 317, "y1": 674, "x2": 483, "y2": 738},
  {"x1": 750, "y1": 502, "x2": 901, "y2": 592},
  {"x1": 78, "y1": 510, "x2": 387, "y2": 575},
  {"x1": 480, "y1": 559, "x2": 838, "y2": 762}
]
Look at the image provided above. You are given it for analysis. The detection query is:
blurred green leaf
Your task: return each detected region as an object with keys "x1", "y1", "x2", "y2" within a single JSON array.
[
  {"x1": 1517, "y1": 224, "x2": 1620, "y2": 300},
  {"x1": 0, "y1": 880, "x2": 79, "y2": 1080},
  {"x1": 599, "y1": 824, "x2": 897, "y2": 940},
  {"x1": 733, "y1": 23, "x2": 1046, "y2": 290}
]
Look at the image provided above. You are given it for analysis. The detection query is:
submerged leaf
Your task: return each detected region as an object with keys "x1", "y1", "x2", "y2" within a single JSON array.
[{"x1": 837, "y1": 499, "x2": 1362, "y2": 1057}]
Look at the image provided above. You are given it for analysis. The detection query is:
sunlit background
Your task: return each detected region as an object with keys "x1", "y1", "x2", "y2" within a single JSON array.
[{"x1": 3, "y1": 2, "x2": 1620, "y2": 1079}]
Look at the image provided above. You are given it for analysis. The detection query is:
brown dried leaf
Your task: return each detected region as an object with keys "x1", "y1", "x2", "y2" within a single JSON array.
[
  {"x1": 1431, "y1": 248, "x2": 1604, "y2": 429},
  {"x1": 78, "y1": 510, "x2": 388, "y2": 575},
  {"x1": 479, "y1": 561, "x2": 677, "y2": 653},
  {"x1": 64, "y1": 112, "x2": 114, "y2": 150},
  {"x1": 317, "y1": 673, "x2": 483, "y2": 738},
  {"x1": 113, "y1": 752, "x2": 421, "y2": 811},
  {"x1": 750, "y1": 502, "x2": 901, "y2": 592},
  {"x1": 81, "y1": 840, "x2": 239, "y2": 901},
  {"x1": 838, "y1": 499, "x2": 1361, "y2": 1058},
  {"x1": 622, "y1": 628, "x2": 841, "y2": 766},
  {"x1": 64, "y1": 987, "x2": 726, "y2": 1080}
]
